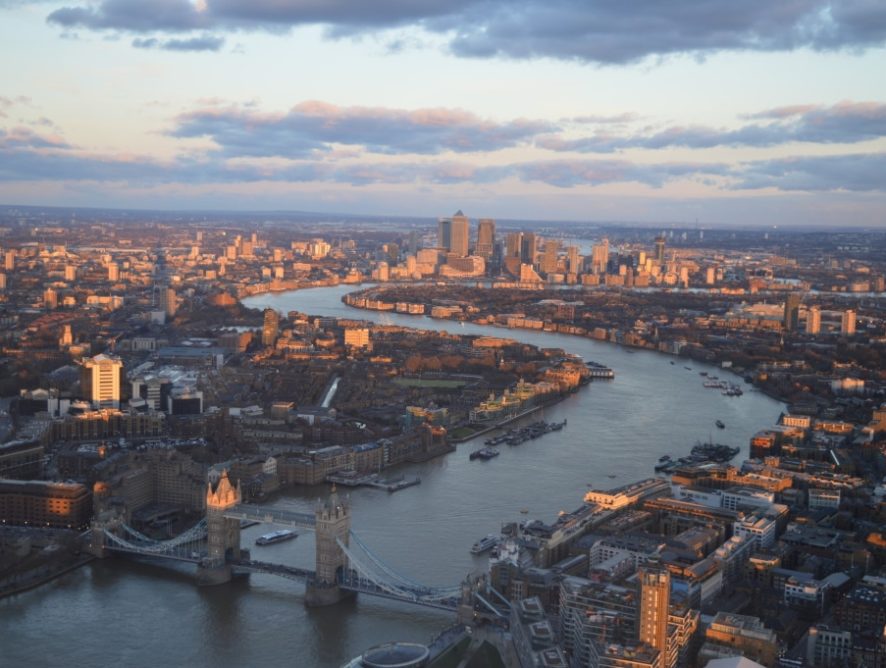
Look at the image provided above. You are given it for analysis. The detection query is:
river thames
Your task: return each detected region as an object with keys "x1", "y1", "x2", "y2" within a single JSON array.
[{"x1": 0, "y1": 284, "x2": 784, "y2": 668}]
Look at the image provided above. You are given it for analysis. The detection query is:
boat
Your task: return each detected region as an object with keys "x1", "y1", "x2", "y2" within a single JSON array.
[
  {"x1": 470, "y1": 534, "x2": 499, "y2": 555},
  {"x1": 670, "y1": 361, "x2": 675, "y2": 365},
  {"x1": 470, "y1": 447, "x2": 500, "y2": 461},
  {"x1": 690, "y1": 442, "x2": 740, "y2": 462},
  {"x1": 715, "y1": 420, "x2": 725, "y2": 429},
  {"x1": 255, "y1": 529, "x2": 298, "y2": 546},
  {"x1": 699, "y1": 372, "x2": 707, "y2": 376}
]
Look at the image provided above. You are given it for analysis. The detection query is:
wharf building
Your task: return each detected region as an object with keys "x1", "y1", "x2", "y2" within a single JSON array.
[
  {"x1": 0, "y1": 439, "x2": 45, "y2": 479},
  {"x1": 0, "y1": 479, "x2": 92, "y2": 529}
]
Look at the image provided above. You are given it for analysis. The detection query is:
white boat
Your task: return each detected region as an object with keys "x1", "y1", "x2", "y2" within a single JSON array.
[
  {"x1": 255, "y1": 529, "x2": 298, "y2": 546},
  {"x1": 470, "y1": 534, "x2": 499, "y2": 555}
]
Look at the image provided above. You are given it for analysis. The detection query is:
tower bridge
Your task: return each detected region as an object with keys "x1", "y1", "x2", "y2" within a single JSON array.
[{"x1": 87, "y1": 471, "x2": 497, "y2": 615}]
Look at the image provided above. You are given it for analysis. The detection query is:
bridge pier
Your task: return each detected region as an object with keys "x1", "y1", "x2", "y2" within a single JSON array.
[
  {"x1": 305, "y1": 486, "x2": 352, "y2": 607},
  {"x1": 86, "y1": 512, "x2": 123, "y2": 559},
  {"x1": 200, "y1": 470, "x2": 242, "y2": 586},
  {"x1": 304, "y1": 580, "x2": 354, "y2": 607},
  {"x1": 196, "y1": 561, "x2": 233, "y2": 586}
]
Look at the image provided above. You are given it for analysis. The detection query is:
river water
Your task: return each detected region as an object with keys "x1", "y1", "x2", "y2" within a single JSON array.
[{"x1": 0, "y1": 285, "x2": 783, "y2": 668}]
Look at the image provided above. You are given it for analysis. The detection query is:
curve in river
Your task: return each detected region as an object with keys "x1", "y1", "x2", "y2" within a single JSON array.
[{"x1": 0, "y1": 285, "x2": 784, "y2": 668}]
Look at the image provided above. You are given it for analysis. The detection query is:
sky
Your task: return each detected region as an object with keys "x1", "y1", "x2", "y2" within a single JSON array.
[{"x1": 1, "y1": 1, "x2": 886, "y2": 227}]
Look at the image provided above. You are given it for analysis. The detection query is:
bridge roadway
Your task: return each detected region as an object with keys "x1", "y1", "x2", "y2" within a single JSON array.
[
  {"x1": 105, "y1": 544, "x2": 205, "y2": 564},
  {"x1": 336, "y1": 570, "x2": 461, "y2": 612},
  {"x1": 223, "y1": 504, "x2": 316, "y2": 529},
  {"x1": 230, "y1": 559, "x2": 315, "y2": 581}
]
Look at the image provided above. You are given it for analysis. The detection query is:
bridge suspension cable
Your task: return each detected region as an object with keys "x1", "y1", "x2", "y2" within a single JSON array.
[{"x1": 337, "y1": 537, "x2": 462, "y2": 603}]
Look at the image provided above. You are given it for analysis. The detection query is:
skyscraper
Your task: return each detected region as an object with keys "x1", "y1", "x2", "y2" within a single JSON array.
[
  {"x1": 841, "y1": 309, "x2": 856, "y2": 335},
  {"x1": 639, "y1": 566, "x2": 670, "y2": 656},
  {"x1": 43, "y1": 288, "x2": 57, "y2": 310},
  {"x1": 783, "y1": 293, "x2": 800, "y2": 332},
  {"x1": 806, "y1": 305, "x2": 821, "y2": 335},
  {"x1": 476, "y1": 218, "x2": 496, "y2": 259},
  {"x1": 505, "y1": 232, "x2": 523, "y2": 258},
  {"x1": 566, "y1": 246, "x2": 581, "y2": 275},
  {"x1": 541, "y1": 239, "x2": 559, "y2": 274},
  {"x1": 591, "y1": 239, "x2": 609, "y2": 274},
  {"x1": 654, "y1": 236, "x2": 666, "y2": 264},
  {"x1": 262, "y1": 308, "x2": 280, "y2": 347},
  {"x1": 438, "y1": 210, "x2": 470, "y2": 257},
  {"x1": 437, "y1": 218, "x2": 451, "y2": 250},
  {"x1": 521, "y1": 232, "x2": 537, "y2": 265},
  {"x1": 450, "y1": 211, "x2": 469, "y2": 257},
  {"x1": 81, "y1": 354, "x2": 124, "y2": 409},
  {"x1": 159, "y1": 285, "x2": 177, "y2": 318}
]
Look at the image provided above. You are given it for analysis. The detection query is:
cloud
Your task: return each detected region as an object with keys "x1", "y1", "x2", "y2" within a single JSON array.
[
  {"x1": 42, "y1": 0, "x2": 886, "y2": 63},
  {"x1": 507, "y1": 159, "x2": 729, "y2": 188},
  {"x1": 0, "y1": 126, "x2": 70, "y2": 150},
  {"x1": 132, "y1": 33, "x2": 224, "y2": 51},
  {"x1": 537, "y1": 101, "x2": 886, "y2": 152},
  {"x1": 4, "y1": 118, "x2": 884, "y2": 194},
  {"x1": 734, "y1": 152, "x2": 886, "y2": 192},
  {"x1": 171, "y1": 101, "x2": 556, "y2": 157}
]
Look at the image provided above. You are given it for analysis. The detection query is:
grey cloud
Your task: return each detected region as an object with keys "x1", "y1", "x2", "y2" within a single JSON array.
[
  {"x1": 538, "y1": 102, "x2": 886, "y2": 152},
  {"x1": 171, "y1": 101, "x2": 556, "y2": 157},
  {"x1": 0, "y1": 127, "x2": 70, "y2": 150},
  {"x1": 42, "y1": 0, "x2": 886, "y2": 63},
  {"x1": 48, "y1": 0, "x2": 206, "y2": 32},
  {"x1": 133, "y1": 33, "x2": 225, "y2": 51},
  {"x1": 4, "y1": 125, "x2": 884, "y2": 193},
  {"x1": 508, "y1": 159, "x2": 728, "y2": 188},
  {"x1": 734, "y1": 152, "x2": 886, "y2": 192}
]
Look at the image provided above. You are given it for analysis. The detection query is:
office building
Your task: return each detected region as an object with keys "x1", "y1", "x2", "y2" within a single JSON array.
[
  {"x1": 521, "y1": 232, "x2": 537, "y2": 265},
  {"x1": 476, "y1": 218, "x2": 495, "y2": 258},
  {"x1": 566, "y1": 246, "x2": 582, "y2": 275},
  {"x1": 344, "y1": 328, "x2": 371, "y2": 349},
  {"x1": 262, "y1": 308, "x2": 280, "y2": 347},
  {"x1": 591, "y1": 239, "x2": 609, "y2": 274},
  {"x1": 841, "y1": 309, "x2": 856, "y2": 335},
  {"x1": 639, "y1": 567, "x2": 670, "y2": 656},
  {"x1": 806, "y1": 305, "x2": 821, "y2": 335},
  {"x1": 783, "y1": 293, "x2": 800, "y2": 332},
  {"x1": 81, "y1": 353, "x2": 124, "y2": 409},
  {"x1": 43, "y1": 287, "x2": 57, "y2": 309},
  {"x1": 159, "y1": 285, "x2": 177, "y2": 318},
  {"x1": 438, "y1": 210, "x2": 469, "y2": 257},
  {"x1": 654, "y1": 237, "x2": 665, "y2": 264},
  {"x1": 506, "y1": 232, "x2": 523, "y2": 258},
  {"x1": 541, "y1": 239, "x2": 559, "y2": 274},
  {"x1": 699, "y1": 613, "x2": 779, "y2": 666}
]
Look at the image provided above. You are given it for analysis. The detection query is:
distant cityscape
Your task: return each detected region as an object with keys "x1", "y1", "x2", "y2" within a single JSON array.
[{"x1": 0, "y1": 206, "x2": 884, "y2": 667}]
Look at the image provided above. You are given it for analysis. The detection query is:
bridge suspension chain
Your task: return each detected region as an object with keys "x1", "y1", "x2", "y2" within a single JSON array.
[{"x1": 337, "y1": 537, "x2": 462, "y2": 602}]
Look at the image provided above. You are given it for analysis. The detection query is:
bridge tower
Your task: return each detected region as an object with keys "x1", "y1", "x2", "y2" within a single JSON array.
[
  {"x1": 305, "y1": 486, "x2": 353, "y2": 606},
  {"x1": 197, "y1": 470, "x2": 242, "y2": 585}
]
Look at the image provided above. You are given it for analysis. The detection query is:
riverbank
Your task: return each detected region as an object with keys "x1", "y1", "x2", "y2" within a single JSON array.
[
  {"x1": 448, "y1": 402, "x2": 553, "y2": 444},
  {"x1": 0, "y1": 554, "x2": 94, "y2": 600}
]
